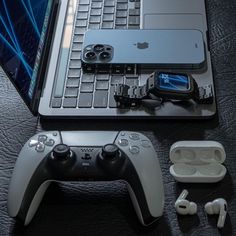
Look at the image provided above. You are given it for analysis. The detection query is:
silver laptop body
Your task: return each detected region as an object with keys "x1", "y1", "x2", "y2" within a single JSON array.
[{"x1": 39, "y1": 0, "x2": 216, "y2": 119}]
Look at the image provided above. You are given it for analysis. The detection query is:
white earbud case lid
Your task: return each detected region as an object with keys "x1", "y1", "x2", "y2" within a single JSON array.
[{"x1": 170, "y1": 141, "x2": 226, "y2": 164}]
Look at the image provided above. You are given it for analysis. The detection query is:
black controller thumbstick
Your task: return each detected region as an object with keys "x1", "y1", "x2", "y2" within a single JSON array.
[
  {"x1": 101, "y1": 144, "x2": 120, "y2": 160},
  {"x1": 98, "y1": 144, "x2": 124, "y2": 172},
  {"x1": 52, "y1": 144, "x2": 71, "y2": 161}
]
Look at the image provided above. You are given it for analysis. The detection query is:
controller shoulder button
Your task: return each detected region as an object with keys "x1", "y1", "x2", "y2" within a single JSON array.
[{"x1": 129, "y1": 146, "x2": 140, "y2": 154}]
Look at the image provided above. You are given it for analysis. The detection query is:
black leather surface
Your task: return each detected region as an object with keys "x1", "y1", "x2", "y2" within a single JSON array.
[{"x1": 1, "y1": 0, "x2": 236, "y2": 235}]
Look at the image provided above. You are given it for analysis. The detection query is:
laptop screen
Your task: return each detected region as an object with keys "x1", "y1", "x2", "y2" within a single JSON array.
[{"x1": 0, "y1": 0, "x2": 53, "y2": 105}]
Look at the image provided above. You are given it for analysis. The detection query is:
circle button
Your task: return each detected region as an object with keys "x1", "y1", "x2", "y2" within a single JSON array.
[
  {"x1": 129, "y1": 146, "x2": 140, "y2": 154},
  {"x1": 141, "y1": 140, "x2": 151, "y2": 148}
]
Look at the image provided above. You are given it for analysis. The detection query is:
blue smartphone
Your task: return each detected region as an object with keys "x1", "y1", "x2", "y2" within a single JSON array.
[{"x1": 81, "y1": 29, "x2": 206, "y2": 71}]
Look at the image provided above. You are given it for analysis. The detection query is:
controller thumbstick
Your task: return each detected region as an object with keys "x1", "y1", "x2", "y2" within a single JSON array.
[
  {"x1": 101, "y1": 144, "x2": 119, "y2": 160},
  {"x1": 52, "y1": 144, "x2": 71, "y2": 161}
]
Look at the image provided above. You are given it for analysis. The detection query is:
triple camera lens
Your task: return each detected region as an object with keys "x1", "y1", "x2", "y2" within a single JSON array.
[{"x1": 84, "y1": 44, "x2": 112, "y2": 62}]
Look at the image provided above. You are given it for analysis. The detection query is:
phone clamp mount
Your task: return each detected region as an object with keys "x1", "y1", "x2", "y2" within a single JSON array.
[{"x1": 114, "y1": 71, "x2": 214, "y2": 108}]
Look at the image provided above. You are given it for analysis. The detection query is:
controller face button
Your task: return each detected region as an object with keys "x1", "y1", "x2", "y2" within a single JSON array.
[
  {"x1": 129, "y1": 146, "x2": 140, "y2": 154},
  {"x1": 38, "y1": 135, "x2": 48, "y2": 143},
  {"x1": 141, "y1": 140, "x2": 151, "y2": 148},
  {"x1": 35, "y1": 143, "x2": 45, "y2": 152},
  {"x1": 118, "y1": 139, "x2": 129, "y2": 146},
  {"x1": 44, "y1": 139, "x2": 55, "y2": 147},
  {"x1": 29, "y1": 139, "x2": 39, "y2": 147},
  {"x1": 129, "y1": 133, "x2": 140, "y2": 141}
]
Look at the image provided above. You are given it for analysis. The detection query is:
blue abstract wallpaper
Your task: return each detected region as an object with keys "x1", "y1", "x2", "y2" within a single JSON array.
[
  {"x1": 0, "y1": 0, "x2": 51, "y2": 102},
  {"x1": 159, "y1": 73, "x2": 190, "y2": 92}
]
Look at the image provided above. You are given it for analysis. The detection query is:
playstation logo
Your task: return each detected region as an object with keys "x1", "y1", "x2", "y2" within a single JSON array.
[{"x1": 134, "y1": 42, "x2": 149, "y2": 49}]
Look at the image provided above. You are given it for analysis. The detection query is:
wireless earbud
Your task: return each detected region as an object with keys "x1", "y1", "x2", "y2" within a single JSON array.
[
  {"x1": 204, "y1": 198, "x2": 227, "y2": 228},
  {"x1": 175, "y1": 189, "x2": 197, "y2": 215}
]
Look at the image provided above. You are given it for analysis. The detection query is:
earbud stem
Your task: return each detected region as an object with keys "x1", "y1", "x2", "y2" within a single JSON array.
[
  {"x1": 177, "y1": 189, "x2": 189, "y2": 201},
  {"x1": 217, "y1": 214, "x2": 226, "y2": 228}
]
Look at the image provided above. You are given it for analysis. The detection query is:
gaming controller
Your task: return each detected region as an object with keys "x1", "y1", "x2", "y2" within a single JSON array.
[{"x1": 8, "y1": 131, "x2": 164, "y2": 226}]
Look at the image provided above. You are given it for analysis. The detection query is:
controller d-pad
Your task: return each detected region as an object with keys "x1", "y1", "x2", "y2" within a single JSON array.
[
  {"x1": 44, "y1": 139, "x2": 55, "y2": 147},
  {"x1": 28, "y1": 135, "x2": 56, "y2": 152},
  {"x1": 29, "y1": 139, "x2": 39, "y2": 147},
  {"x1": 35, "y1": 143, "x2": 45, "y2": 152},
  {"x1": 38, "y1": 135, "x2": 48, "y2": 142}
]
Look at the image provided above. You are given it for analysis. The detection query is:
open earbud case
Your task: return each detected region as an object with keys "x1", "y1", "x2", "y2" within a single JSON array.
[{"x1": 169, "y1": 141, "x2": 226, "y2": 183}]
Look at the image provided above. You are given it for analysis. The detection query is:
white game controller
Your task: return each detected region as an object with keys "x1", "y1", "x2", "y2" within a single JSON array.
[{"x1": 8, "y1": 131, "x2": 164, "y2": 226}]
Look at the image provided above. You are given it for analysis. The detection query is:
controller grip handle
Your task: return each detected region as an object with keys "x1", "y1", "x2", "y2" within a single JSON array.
[
  {"x1": 8, "y1": 178, "x2": 52, "y2": 225},
  {"x1": 123, "y1": 163, "x2": 164, "y2": 225},
  {"x1": 23, "y1": 181, "x2": 51, "y2": 225},
  {"x1": 126, "y1": 181, "x2": 162, "y2": 226},
  {"x1": 7, "y1": 131, "x2": 61, "y2": 224}
]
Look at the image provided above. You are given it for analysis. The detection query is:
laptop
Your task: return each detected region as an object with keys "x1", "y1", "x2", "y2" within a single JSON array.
[{"x1": 0, "y1": 0, "x2": 216, "y2": 119}]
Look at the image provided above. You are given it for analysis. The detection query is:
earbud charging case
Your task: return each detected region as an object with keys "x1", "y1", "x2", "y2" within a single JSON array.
[{"x1": 169, "y1": 141, "x2": 226, "y2": 183}]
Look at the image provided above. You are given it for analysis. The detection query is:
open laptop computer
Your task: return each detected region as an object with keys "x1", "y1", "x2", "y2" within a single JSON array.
[{"x1": 0, "y1": 0, "x2": 216, "y2": 119}]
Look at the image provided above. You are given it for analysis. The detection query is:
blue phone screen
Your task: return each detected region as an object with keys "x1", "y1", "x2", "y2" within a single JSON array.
[{"x1": 158, "y1": 73, "x2": 190, "y2": 92}]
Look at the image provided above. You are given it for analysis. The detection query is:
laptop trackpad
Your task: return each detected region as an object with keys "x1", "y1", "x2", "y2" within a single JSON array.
[{"x1": 142, "y1": 14, "x2": 204, "y2": 31}]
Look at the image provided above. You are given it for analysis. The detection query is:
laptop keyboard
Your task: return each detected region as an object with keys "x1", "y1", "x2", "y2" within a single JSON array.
[{"x1": 52, "y1": 0, "x2": 141, "y2": 109}]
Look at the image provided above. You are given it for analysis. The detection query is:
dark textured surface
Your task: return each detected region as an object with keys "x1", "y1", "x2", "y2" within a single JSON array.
[{"x1": 1, "y1": 0, "x2": 236, "y2": 235}]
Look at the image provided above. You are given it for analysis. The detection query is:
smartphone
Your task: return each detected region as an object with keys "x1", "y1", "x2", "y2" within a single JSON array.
[{"x1": 81, "y1": 29, "x2": 206, "y2": 71}]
